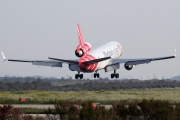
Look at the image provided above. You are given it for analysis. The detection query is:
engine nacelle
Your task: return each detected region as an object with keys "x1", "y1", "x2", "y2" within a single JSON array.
[
  {"x1": 124, "y1": 63, "x2": 134, "y2": 70},
  {"x1": 75, "y1": 42, "x2": 91, "y2": 57},
  {"x1": 75, "y1": 49, "x2": 83, "y2": 57}
]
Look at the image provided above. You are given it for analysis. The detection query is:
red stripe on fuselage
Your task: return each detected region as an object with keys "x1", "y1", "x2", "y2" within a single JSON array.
[
  {"x1": 117, "y1": 44, "x2": 122, "y2": 55},
  {"x1": 79, "y1": 54, "x2": 98, "y2": 72}
]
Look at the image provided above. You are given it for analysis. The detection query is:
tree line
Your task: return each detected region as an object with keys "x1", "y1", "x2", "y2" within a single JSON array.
[
  {"x1": 59, "y1": 79, "x2": 180, "y2": 91},
  {"x1": 0, "y1": 76, "x2": 180, "y2": 91}
]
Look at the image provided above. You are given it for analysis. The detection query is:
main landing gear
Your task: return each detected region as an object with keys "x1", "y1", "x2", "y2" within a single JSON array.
[
  {"x1": 94, "y1": 72, "x2": 100, "y2": 78},
  {"x1": 75, "y1": 72, "x2": 83, "y2": 79},
  {"x1": 75, "y1": 70, "x2": 119, "y2": 79},
  {"x1": 111, "y1": 70, "x2": 119, "y2": 79}
]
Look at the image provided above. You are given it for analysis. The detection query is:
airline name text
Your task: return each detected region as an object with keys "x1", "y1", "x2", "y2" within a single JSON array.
[{"x1": 103, "y1": 47, "x2": 119, "y2": 57}]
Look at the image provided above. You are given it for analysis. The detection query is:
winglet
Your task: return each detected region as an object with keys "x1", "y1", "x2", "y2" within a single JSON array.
[
  {"x1": 174, "y1": 48, "x2": 176, "y2": 57},
  {"x1": 1, "y1": 52, "x2": 6, "y2": 61}
]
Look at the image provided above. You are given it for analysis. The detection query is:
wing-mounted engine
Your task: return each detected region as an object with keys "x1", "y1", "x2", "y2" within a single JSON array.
[
  {"x1": 75, "y1": 42, "x2": 91, "y2": 57},
  {"x1": 124, "y1": 63, "x2": 134, "y2": 70}
]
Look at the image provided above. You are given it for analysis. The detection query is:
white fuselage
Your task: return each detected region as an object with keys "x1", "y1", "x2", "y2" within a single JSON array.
[{"x1": 86, "y1": 41, "x2": 122, "y2": 71}]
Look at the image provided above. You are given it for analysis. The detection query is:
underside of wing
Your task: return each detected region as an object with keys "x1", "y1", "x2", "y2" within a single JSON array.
[
  {"x1": 106, "y1": 49, "x2": 176, "y2": 71},
  {"x1": 1, "y1": 52, "x2": 79, "y2": 68},
  {"x1": 111, "y1": 55, "x2": 176, "y2": 65},
  {"x1": 8, "y1": 59, "x2": 63, "y2": 67}
]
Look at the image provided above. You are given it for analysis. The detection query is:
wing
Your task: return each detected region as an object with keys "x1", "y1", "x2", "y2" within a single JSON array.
[
  {"x1": 1, "y1": 52, "x2": 78, "y2": 68},
  {"x1": 106, "y1": 49, "x2": 176, "y2": 71}
]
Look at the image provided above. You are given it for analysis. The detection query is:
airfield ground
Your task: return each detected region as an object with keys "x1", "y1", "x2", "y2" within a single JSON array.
[
  {"x1": 1, "y1": 88, "x2": 180, "y2": 119},
  {"x1": 0, "y1": 88, "x2": 180, "y2": 104}
]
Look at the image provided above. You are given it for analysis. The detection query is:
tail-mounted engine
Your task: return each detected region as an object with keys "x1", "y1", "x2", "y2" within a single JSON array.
[
  {"x1": 124, "y1": 63, "x2": 134, "y2": 70},
  {"x1": 75, "y1": 42, "x2": 91, "y2": 57}
]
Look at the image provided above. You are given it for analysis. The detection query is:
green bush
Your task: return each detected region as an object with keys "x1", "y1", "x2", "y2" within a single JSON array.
[
  {"x1": 174, "y1": 103, "x2": 180, "y2": 120},
  {"x1": 0, "y1": 104, "x2": 23, "y2": 120},
  {"x1": 80, "y1": 101, "x2": 109, "y2": 120},
  {"x1": 138, "y1": 99, "x2": 174, "y2": 120},
  {"x1": 1, "y1": 99, "x2": 180, "y2": 119}
]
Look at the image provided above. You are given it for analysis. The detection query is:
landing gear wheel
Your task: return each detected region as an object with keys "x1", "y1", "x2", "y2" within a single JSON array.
[
  {"x1": 111, "y1": 70, "x2": 119, "y2": 79},
  {"x1": 97, "y1": 73, "x2": 100, "y2": 78},
  {"x1": 94, "y1": 73, "x2": 100, "y2": 78},
  {"x1": 94, "y1": 73, "x2": 96, "y2": 78},
  {"x1": 80, "y1": 74, "x2": 83, "y2": 79},
  {"x1": 75, "y1": 73, "x2": 83, "y2": 79},
  {"x1": 75, "y1": 74, "x2": 78, "y2": 79},
  {"x1": 115, "y1": 73, "x2": 119, "y2": 78},
  {"x1": 111, "y1": 74, "x2": 114, "y2": 79}
]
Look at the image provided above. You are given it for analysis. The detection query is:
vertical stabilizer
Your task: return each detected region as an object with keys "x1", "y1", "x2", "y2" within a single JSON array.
[
  {"x1": 75, "y1": 24, "x2": 91, "y2": 57},
  {"x1": 77, "y1": 24, "x2": 84, "y2": 45}
]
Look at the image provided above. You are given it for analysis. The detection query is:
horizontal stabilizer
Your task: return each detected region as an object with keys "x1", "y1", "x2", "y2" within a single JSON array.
[
  {"x1": 48, "y1": 57, "x2": 79, "y2": 65},
  {"x1": 48, "y1": 56, "x2": 111, "y2": 65},
  {"x1": 83, "y1": 57, "x2": 111, "y2": 65}
]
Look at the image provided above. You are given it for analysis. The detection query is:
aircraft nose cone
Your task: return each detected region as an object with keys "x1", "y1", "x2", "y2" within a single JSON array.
[{"x1": 79, "y1": 55, "x2": 98, "y2": 72}]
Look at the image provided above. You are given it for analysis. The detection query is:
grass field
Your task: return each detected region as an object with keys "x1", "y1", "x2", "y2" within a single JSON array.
[{"x1": 0, "y1": 88, "x2": 180, "y2": 104}]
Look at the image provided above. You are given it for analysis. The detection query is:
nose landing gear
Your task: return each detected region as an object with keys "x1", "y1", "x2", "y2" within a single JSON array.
[{"x1": 111, "y1": 70, "x2": 119, "y2": 79}]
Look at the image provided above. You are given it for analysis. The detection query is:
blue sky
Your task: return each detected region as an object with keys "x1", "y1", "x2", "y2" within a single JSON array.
[{"x1": 0, "y1": 0, "x2": 179, "y2": 79}]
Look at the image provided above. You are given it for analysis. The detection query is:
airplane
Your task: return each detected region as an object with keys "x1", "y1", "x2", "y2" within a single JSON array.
[{"x1": 1, "y1": 24, "x2": 176, "y2": 79}]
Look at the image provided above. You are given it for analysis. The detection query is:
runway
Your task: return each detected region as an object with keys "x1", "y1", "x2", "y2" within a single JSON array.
[
  {"x1": 13, "y1": 104, "x2": 112, "y2": 109},
  {"x1": 13, "y1": 104, "x2": 55, "y2": 109}
]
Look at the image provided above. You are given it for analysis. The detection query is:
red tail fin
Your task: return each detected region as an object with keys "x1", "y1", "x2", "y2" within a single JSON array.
[
  {"x1": 75, "y1": 24, "x2": 91, "y2": 57},
  {"x1": 77, "y1": 24, "x2": 84, "y2": 45}
]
